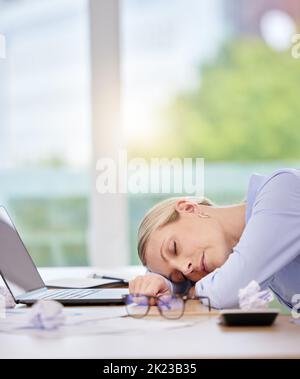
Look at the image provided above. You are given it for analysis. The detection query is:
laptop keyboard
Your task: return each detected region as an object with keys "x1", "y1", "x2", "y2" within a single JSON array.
[{"x1": 38, "y1": 289, "x2": 103, "y2": 300}]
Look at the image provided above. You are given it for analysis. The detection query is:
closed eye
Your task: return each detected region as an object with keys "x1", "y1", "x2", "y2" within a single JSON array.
[{"x1": 173, "y1": 241, "x2": 177, "y2": 255}]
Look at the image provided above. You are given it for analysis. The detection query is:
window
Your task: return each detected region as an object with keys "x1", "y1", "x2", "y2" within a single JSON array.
[
  {"x1": 0, "y1": 0, "x2": 90, "y2": 266},
  {"x1": 1, "y1": 0, "x2": 299, "y2": 268},
  {"x1": 120, "y1": 0, "x2": 300, "y2": 264}
]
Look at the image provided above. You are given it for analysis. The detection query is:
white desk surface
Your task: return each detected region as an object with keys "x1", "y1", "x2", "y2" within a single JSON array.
[{"x1": 0, "y1": 266, "x2": 299, "y2": 359}]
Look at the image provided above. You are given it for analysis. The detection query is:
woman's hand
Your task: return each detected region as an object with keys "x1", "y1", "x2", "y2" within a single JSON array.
[{"x1": 128, "y1": 273, "x2": 172, "y2": 305}]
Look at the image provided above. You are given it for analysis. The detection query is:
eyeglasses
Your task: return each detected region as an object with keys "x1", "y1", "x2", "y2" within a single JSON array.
[{"x1": 122, "y1": 294, "x2": 211, "y2": 320}]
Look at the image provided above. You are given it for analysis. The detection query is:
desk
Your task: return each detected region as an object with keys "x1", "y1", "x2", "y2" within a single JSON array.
[{"x1": 0, "y1": 266, "x2": 299, "y2": 359}]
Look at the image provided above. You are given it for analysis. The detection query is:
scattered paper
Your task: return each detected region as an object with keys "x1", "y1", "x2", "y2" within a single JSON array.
[
  {"x1": 0, "y1": 305, "x2": 194, "y2": 338},
  {"x1": 28, "y1": 300, "x2": 65, "y2": 330},
  {"x1": 46, "y1": 277, "x2": 122, "y2": 289},
  {"x1": 238, "y1": 280, "x2": 274, "y2": 309},
  {"x1": 290, "y1": 318, "x2": 300, "y2": 325}
]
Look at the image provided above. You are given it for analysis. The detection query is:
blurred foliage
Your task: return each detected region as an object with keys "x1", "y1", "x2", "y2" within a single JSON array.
[{"x1": 130, "y1": 38, "x2": 300, "y2": 161}]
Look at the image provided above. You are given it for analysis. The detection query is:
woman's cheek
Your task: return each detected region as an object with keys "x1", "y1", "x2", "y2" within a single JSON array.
[
  {"x1": 210, "y1": 250, "x2": 228, "y2": 270},
  {"x1": 218, "y1": 249, "x2": 231, "y2": 267}
]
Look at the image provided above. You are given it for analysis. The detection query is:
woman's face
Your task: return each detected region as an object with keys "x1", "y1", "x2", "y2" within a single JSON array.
[{"x1": 145, "y1": 202, "x2": 232, "y2": 284}]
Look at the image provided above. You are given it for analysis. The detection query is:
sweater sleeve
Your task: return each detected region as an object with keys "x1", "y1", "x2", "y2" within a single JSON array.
[{"x1": 195, "y1": 171, "x2": 300, "y2": 309}]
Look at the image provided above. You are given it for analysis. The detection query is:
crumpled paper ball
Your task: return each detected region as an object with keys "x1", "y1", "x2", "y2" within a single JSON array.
[
  {"x1": 238, "y1": 280, "x2": 274, "y2": 310},
  {"x1": 28, "y1": 300, "x2": 65, "y2": 330},
  {"x1": 0, "y1": 286, "x2": 16, "y2": 309}
]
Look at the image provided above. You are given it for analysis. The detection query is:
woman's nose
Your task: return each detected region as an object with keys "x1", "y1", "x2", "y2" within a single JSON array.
[{"x1": 182, "y1": 261, "x2": 193, "y2": 275}]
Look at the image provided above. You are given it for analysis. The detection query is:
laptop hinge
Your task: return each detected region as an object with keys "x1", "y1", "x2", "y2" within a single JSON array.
[{"x1": 16, "y1": 287, "x2": 48, "y2": 301}]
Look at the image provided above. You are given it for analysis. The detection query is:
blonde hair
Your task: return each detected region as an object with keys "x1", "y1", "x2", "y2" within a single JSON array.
[{"x1": 137, "y1": 196, "x2": 214, "y2": 266}]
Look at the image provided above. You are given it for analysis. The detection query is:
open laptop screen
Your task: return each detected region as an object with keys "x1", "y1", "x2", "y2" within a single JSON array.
[{"x1": 0, "y1": 207, "x2": 45, "y2": 298}]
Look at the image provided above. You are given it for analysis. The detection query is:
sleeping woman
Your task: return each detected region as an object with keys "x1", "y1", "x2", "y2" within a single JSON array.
[{"x1": 129, "y1": 168, "x2": 300, "y2": 309}]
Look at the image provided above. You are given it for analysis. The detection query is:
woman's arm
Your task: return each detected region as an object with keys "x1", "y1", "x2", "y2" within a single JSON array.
[{"x1": 195, "y1": 171, "x2": 300, "y2": 308}]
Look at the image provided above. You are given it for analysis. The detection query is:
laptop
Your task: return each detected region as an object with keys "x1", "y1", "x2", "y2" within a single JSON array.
[{"x1": 0, "y1": 206, "x2": 129, "y2": 305}]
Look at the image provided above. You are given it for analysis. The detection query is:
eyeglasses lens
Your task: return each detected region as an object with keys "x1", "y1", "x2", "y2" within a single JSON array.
[
  {"x1": 157, "y1": 295, "x2": 184, "y2": 319},
  {"x1": 125, "y1": 294, "x2": 149, "y2": 318}
]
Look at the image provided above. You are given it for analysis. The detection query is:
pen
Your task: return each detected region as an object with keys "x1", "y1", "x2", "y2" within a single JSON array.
[{"x1": 92, "y1": 274, "x2": 128, "y2": 282}]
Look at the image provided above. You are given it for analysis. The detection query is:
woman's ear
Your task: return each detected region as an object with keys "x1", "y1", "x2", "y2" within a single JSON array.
[{"x1": 175, "y1": 199, "x2": 198, "y2": 214}]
